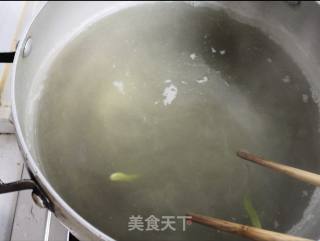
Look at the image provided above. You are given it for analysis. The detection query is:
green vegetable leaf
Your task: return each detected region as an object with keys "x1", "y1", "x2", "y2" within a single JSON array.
[
  {"x1": 243, "y1": 195, "x2": 262, "y2": 228},
  {"x1": 109, "y1": 172, "x2": 140, "y2": 182}
]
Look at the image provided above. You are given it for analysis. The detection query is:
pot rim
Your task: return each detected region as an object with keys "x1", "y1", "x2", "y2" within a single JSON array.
[{"x1": 10, "y1": 2, "x2": 115, "y2": 241}]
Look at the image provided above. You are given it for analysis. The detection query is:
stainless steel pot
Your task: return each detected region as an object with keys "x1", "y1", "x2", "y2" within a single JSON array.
[{"x1": 1, "y1": 1, "x2": 320, "y2": 241}]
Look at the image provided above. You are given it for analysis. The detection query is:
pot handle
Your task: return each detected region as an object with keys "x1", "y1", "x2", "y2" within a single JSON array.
[
  {"x1": 0, "y1": 46, "x2": 53, "y2": 210},
  {"x1": 0, "y1": 52, "x2": 15, "y2": 63},
  {"x1": 0, "y1": 178, "x2": 54, "y2": 211}
]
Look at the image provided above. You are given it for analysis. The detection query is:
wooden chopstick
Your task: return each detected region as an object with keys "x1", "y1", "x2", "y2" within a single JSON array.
[
  {"x1": 237, "y1": 150, "x2": 320, "y2": 187},
  {"x1": 188, "y1": 213, "x2": 313, "y2": 241},
  {"x1": 187, "y1": 151, "x2": 319, "y2": 240}
]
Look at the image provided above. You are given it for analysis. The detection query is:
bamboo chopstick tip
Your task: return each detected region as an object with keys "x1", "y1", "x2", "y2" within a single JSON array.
[
  {"x1": 237, "y1": 150, "x2": 250, "y2": 158},
  {"x1": 186, "y1": 212, "x2": 194, "y2": 218}
]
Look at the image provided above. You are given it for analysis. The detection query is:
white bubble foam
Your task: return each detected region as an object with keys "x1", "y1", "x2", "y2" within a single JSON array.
[
  {"x1": 163, "y1": 84, "x2": 178, "y2": 106},
  {"x1": 196, "y1": 76, "x2": 208, "y2": 84},
  {"x1": 112, "y1": 81, "x2": 125, "y2": 95},
  {"x1": 190, "y1": 53, "x2": 197, "y2": 60},
  {"x1": 282, "y1": 75, "x2": 291, "y2": 83}
]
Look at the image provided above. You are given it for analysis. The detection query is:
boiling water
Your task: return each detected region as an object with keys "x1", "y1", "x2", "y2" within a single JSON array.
[{"x1": 33, "y1": 2, "x2": 320, "y2": 241}]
